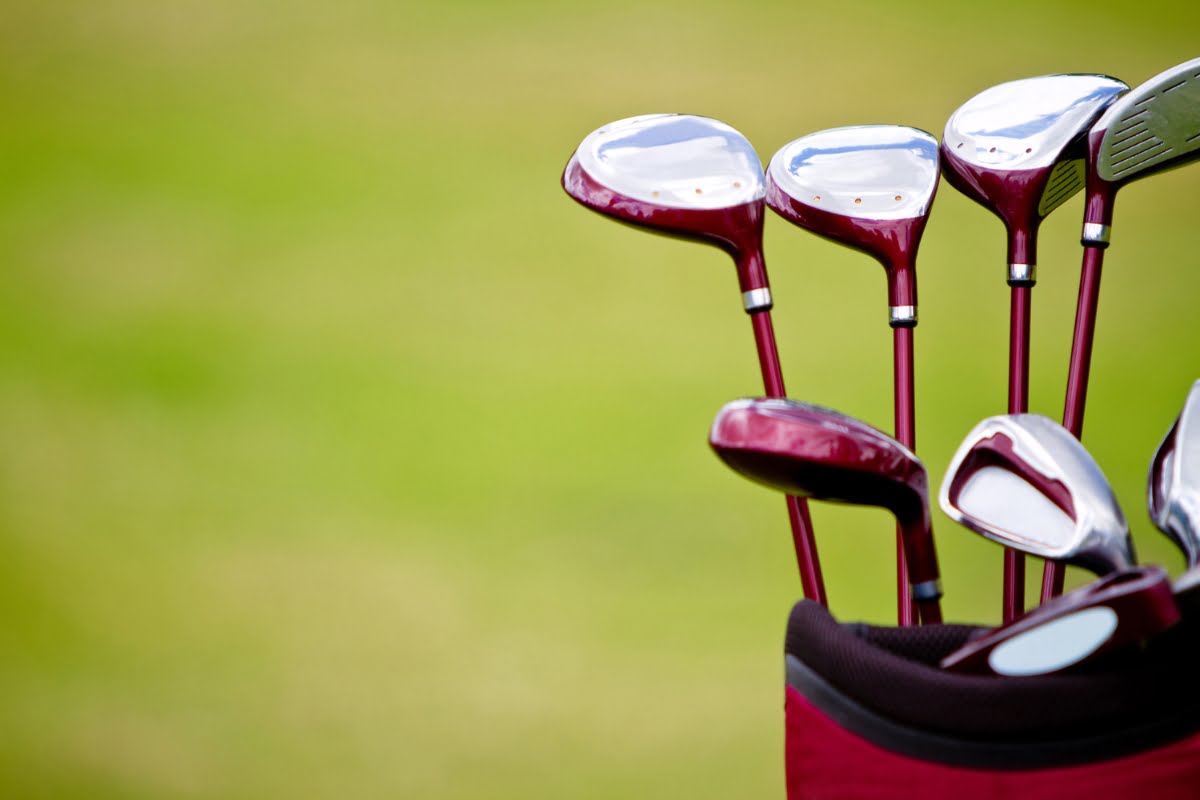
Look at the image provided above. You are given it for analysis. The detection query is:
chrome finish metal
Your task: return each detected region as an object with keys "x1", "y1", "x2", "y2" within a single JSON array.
[
  {"x1": 1095, "y1": 58, "x2": 1200, "y2": 184},
  {"x1": 940, "y1": 414, "x2": 1134, "y2": 574},
  {"x1": 1082, "y1": 222, "x2": 1111, "y2": 244},
  {"x1": 1008, "y1": 263, "x2": 1036, "y2": 284},
  {"x1": 988, "y1": 606, "x2": 1119, "y2": 677},
  {"x1": 889, "y1": 305, "x2": 917, "y2": 325},
  {"x1": 943, "y1": 75, "x2": 1128, "y2": 172},
  {"x1": 742, "y1": 287, "x2": 773, "y2": 312},
  {"x1": 767, "y1": 125, "x2": 939, "y2": 220},
  {"x1": 573, "y1": 114, "x2": 765, "y2": 210},
  {"x1": 911, "y1": 579, "x2": 942, "y2": 601},
  {"x1": 1036, "y1": 159, "x2": 1087, "y2": 217},
  {"x1": 1149, "y1": 380, "x2": 1200, "y2": 566}
]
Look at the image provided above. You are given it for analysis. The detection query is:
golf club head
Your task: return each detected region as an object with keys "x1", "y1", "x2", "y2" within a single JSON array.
[
  {"x1": 941, "y1": 74, "x2": 1127, "y2": 281},
  {"x1": 1149, "y1": 379, "x2": 1200, "y2": 567},
  {"x1": 709, "y1": 397, "x2": 942, "y2": 608},
  {"x1": 1083, "y1": 57, "x2": 1200, "y2": 241},
  {"x1": 940, "y1": 414, "x2": 1135, "y2": 575},
  {"x1": 766, "y1": 125, "x2": 940, "y2": 326},
  {"x1": 562, "y1": 114, "x2": 775, "y2": 310},
  {"x1": 941, "y1": 566, "x2": 1179, "y2": 675}
]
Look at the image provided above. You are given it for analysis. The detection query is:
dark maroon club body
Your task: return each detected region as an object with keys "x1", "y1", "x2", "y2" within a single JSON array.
[
  {"x1": 561, "y1": 114, "x2": 825, "y2": 603},
  {"x1": 710, "y1": 397, "x2": 943, "y2": 624},
  {"x1": 766, "y1": 125, "x2": 940, "y2": 625}
]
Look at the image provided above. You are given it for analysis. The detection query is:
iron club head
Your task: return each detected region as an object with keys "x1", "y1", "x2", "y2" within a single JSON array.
[
  {"x1": 709, "y1": 397, "x2": 942, "y2": 619},
  {"x1": 766, "y1": 125, "x2": 940, "y2": 326},
  {"x1": 1149, "y1": 379, "x2": 1200, "y2": 567},
  {"x1": 940, "y1": 414, "x2": 1135, "y2": 575}
]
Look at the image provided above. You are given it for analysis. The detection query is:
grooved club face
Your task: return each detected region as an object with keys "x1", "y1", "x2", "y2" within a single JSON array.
[
  {"x1": 942, "y1": 75, "x2": 1127, "y2": 227},
  {"x1": 1149, "y1": 379, "x2": 1200, "y2": 566},
  {"x1": 940, "y1": 414, "x2": 1134, "y2": 575},
  {"x1": 1093, "y1": 57, "x2": 1200, "y2": 186},
  {"x1": 709, "y1": 397, "x2": 940, "y2": 593}
]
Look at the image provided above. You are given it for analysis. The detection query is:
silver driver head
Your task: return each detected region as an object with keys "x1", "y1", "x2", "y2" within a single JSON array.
[
  {"x1": 943, "y1": 74, "x2": 1127, "y2": 216},
  {"x1": 940, "y1": 414, "x2": 1134, "y2": 575},
  {"x1": 1149, "y1": 379, "x2": 1200, "y2": 566},
  {"x1": 1094, "y1": 57, "x2": 1200, "y2": 185}
]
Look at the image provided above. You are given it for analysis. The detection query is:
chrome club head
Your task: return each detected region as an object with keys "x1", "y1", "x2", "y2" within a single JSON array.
[
  {"x1": 562, "y1": 114, "x2": 775, "y2": 310},
  {"x1": 1149, "y1": 380, "x2": 1200, "y2": 566},
  {"x1": 941, "y1": 74, "x2": 1127, "y2": 280},
  {"x1": 709, "y1": 397, "x2": 943, "y2": 620},
  {"x1": 766, "y1": 125, "x2": 940, "y2": 326},
  {"x1": 940, "y1": 414, "x2": 1134, "y2": 575}
]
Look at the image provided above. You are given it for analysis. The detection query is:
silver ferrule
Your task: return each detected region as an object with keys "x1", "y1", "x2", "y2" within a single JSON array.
[
  {"x1": 889, "y1": 305, "x2": 917, "y2": 327},
  {"x1": 1008, "y1": 263, "x2": 1036, "y2": 286},
  {"x1": 742, "y1": 287, "x2": 773, "y2": 313},
  {"x1": 911, "y1": 579, "x2": 943, "y2": 602},
  {"x1": 1082, "y1": 223, "x2": 1111, "y2": 246}
]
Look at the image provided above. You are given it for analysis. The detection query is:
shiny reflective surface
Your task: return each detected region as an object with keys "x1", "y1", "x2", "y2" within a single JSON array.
[
  {"x1": 943, "y1": 75, "x2": 1127, "y2": 171},
  {"x1": 940, "y1": 414, "x2": 1134, "y2": 574},
  {"x1": 572, "y1": 114, "x2": 764, "y2": 210},
  {"x1": 1095, "y1": 58, "x2": 1200, "y2": 183},
  {"x1": 768, "y1": 126, "x2": 939, "y2": 220},
  {"x1": 1149, "y1": 379, "x2": 1200, "y2": 566}
]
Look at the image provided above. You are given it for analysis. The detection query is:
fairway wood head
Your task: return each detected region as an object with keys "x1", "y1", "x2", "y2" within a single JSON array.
[
  {"x1": 941, "y1": 566, "x2": 1179, "y2": 675},
  {"x1": 709, "y1": 397, "x2": 942, "y2": 605},
  {"x1": 941, "y1": 74, "x2": 1127, "y2": 279},
  {"x1": 1082, "y1": 58, "x2": 1200, "y2": 240},
  {"x1": 562, "y1": 114, "x2": 774, "y2": 308},
  {"x1": 940, "y1": 414, "x2": 1134, "y2": 575},
  {"x1": 1149, "y1": 380, "x2": 1200, "y2": 567},
  {"x1": 766, "y1": 126, "x2": 939, "y2": 326}
]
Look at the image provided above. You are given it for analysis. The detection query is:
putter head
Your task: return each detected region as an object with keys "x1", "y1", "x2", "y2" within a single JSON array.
[
  {"x1": 1149, "y1": 380, "x2": 1200, "y2": 567},
  {"x1": 562, "y1": 114, "x2": 774, "y2": 309},
  {"x1": 941, "y1": 566, "x2": 1179, "y2": 675},
  {"x1": 709, "y1": 397, "x2": 941, "y2": 603},
  {"x1": 940, "y1": 414, "x2": 1135, "y2": 575},
  {"x1": 766, "y1": 125, "x2": 939, "y2": 326},
  {"x1": 941, "y1": 74, "x2": 1127, "y2": 280}
]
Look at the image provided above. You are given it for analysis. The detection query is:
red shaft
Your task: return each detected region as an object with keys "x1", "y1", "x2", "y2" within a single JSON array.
[
  {"x1": 750, "y1": 310, "x2": 826, "y2": 605},
  {"x1": 893, "y1": 325, "x2": 918, "y2": 626},
  {"x1": 1041, "y1": 245, "x2": 1106, "y2": 602},
  {"x1": 1004, "y1": 285, "x2": 1032, "y2": 622}
]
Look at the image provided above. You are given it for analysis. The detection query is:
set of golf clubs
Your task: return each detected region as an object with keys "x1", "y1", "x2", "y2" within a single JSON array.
[{"x1": 562, "y1": 57, "x2": 1200, "y2": 675}]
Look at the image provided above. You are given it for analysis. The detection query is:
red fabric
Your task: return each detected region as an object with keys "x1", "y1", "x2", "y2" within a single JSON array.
[{"x1": 785, "y1": 686, "x2": 1200, "y2": 799}]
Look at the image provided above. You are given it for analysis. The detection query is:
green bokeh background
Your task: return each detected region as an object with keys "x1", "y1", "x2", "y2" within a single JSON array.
[{"x1": 2, "y1": 2, "x2": 1198, "y2": 796}]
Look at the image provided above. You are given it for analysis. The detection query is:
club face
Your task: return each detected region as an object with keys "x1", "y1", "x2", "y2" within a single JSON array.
[
  {"x1": 1094, "y1": 57, "x2": 1200, "y2": 186},
  {"x1": 941, "y1": 75, "x2": 1127, "y2": 224},
  {"x1": 562, "y1": 114, "x2": 766, "y2": 257},
  {"x1": 940, "y1": 414, "x2": 1133, "y2": 574},
  {"x1": 1149, "y1": 380, "x2": 1200, "y2": 565}
]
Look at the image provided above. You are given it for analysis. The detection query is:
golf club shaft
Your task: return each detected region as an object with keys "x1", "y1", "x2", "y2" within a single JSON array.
[
  {"x1": 1041, "y1": 245, "x2": 1105, "y2": 601},
  {"x1": 894, "y1": 325, "x2": 918, "y2": 625},
  {"x1": 750, "y1": 310, "x2": 826, "y2": 605},
  {"x1": 1004, "y1": 285, "x2": 1032, "y2": 622}
]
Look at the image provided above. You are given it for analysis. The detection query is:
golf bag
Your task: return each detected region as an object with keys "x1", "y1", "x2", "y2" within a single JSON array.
[{"x1": 783, "y1": 598, "x2": 1200, "y2": 799}]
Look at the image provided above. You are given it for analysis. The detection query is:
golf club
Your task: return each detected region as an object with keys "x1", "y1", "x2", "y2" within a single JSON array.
[
  {"x1": 562, "y1": 114, "x2": 825, "y2": 603},
  {"x1": 766, "y1": 125, "x2": 940, "y2": 624},
  {"x1": 1149, "y1": 379, "x2": 1200, "y2": 567},
  {"x1": 941, "y1": 74, "x2": 1128, "y2": 621},
  {"x1": 941, "y1": 566, "x2": 1179, "y2": 676},
  {"x1": 941, "y1": 414, "x2": 1135, "y2": 578},
  {"x1": 710, "y1": 397, "x2": 943, "y2": 624},
  {"x1": 1043, "y1": 57, "x2": 1200, "y2": 600}
]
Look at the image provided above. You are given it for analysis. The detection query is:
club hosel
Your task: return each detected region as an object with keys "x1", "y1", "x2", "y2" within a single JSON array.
[
  {"x1": 1080, "y1": 180, "x2": 1117, "y2": 248},
  {"x1": 898, "y1": 503, "x2": 940, "y2": 598},
  {"x1": 1006, "y1": 227, "x2": 1038, "y2": 287},
  {"x1": 736, "y1": 249, "x2": 774, "y2": 313},
  {"x1": 886, "y1": 263, "x2": 917, "y2": 328}
]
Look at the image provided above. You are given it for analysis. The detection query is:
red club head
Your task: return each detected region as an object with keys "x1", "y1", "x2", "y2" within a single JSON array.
[
  {"x1": 562, "y1": 114, "x2": 774, "y2": 309},
  {"x1": 941, "y1": 74, "x2": 1127, "y2": 279},
  {"x1": 709, "y1": 397, "x2": 941, "y2": 603},
  {"x1": 765, "y1": 126, "x2": 940, "y2": 326}
]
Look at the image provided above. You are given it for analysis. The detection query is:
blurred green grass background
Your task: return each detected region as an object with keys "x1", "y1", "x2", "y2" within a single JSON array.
[{"x1": 1, "y1": 1, "x2": 1198, "y2": 796}]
